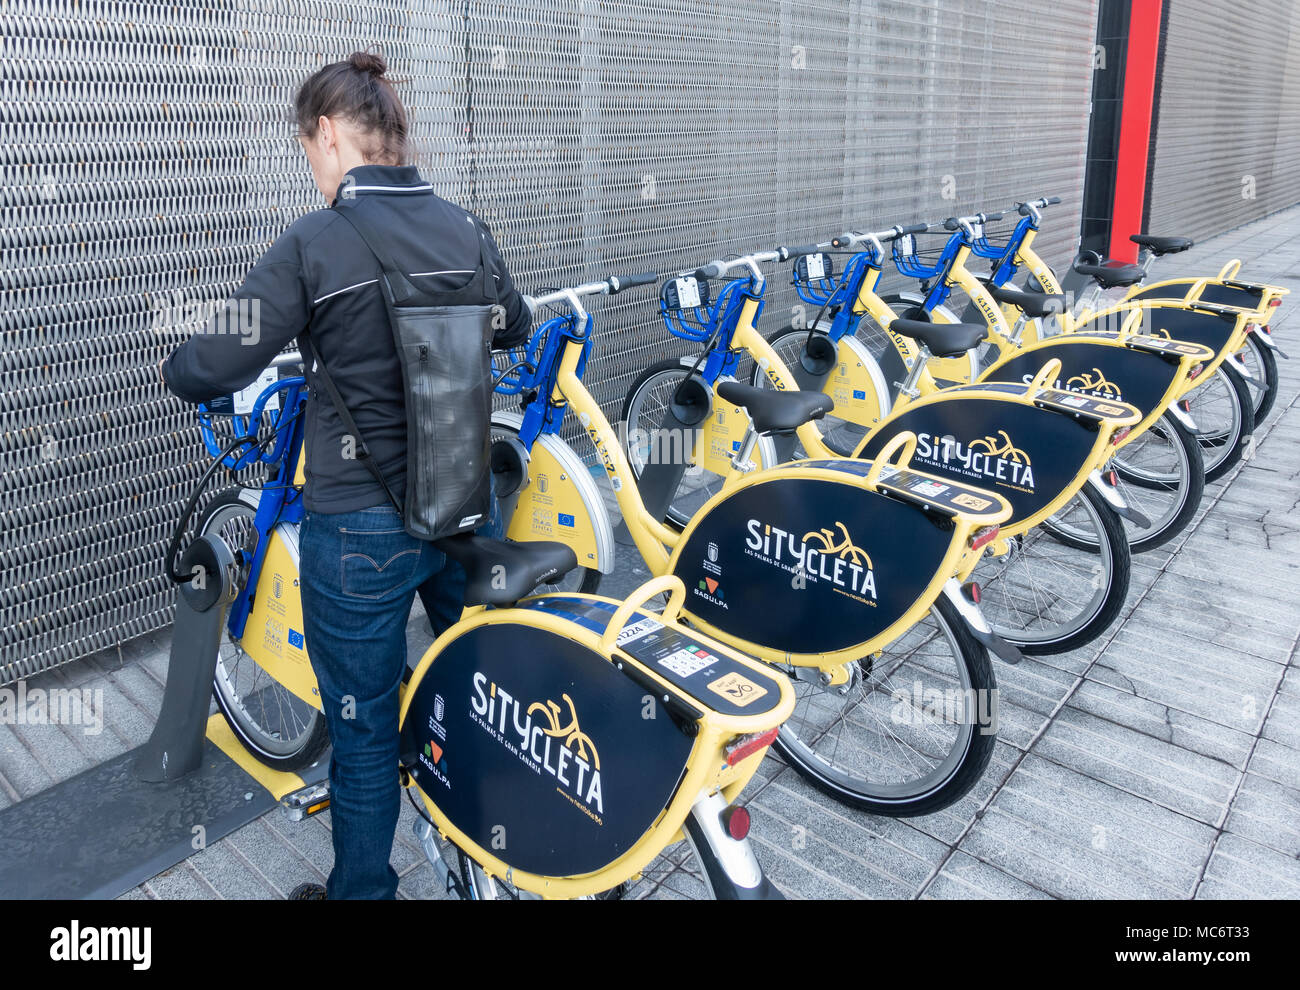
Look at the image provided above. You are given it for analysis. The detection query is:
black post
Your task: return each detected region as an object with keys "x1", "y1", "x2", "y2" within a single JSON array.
[{"x1": 134, "y1": 534, "x2": 239, "y2": 783}]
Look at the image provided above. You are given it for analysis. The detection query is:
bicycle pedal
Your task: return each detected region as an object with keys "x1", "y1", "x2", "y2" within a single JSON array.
[{"x1": 280, "y1": 783, "x2": 330, "y2": 822}]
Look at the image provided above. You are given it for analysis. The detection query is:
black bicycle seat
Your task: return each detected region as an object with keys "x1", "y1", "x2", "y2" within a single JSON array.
[
  {"x1": 1073, "y1": 259, "x2": 1145, "y2": 288},
  {"x1": 435, "y1": 534, "x2": 578, "y2": 606},
  {"x1": 889, "y1": 318, "x2": 987, "y2": 357},
  {"x1": 715, "y1": 380, "x2": 833, "y2": 435},
  {"x1": 1130, "y1": 234, "x2": 1194, "y2": 256},
  {"x1": 984, "y1": 283, "x2": 1068, "y2": 320}
]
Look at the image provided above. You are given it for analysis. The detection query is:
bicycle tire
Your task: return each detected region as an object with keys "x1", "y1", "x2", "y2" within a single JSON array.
[
  {"x1": 1089, "y1": 411, "x2": 1205, "y2": 553},
  {"x1": 772, "y1": 595, "x2": 996, "y2": 817},
  {"x1": 1240, "y1": 332, "x2": 1279, "y2": 426},
  {"x1": 1194, "y1": 362, "x2": 1255, "y2": 482},
  {"x1": 989, "y1": 483, "x2": 1130, "y2": 655}
]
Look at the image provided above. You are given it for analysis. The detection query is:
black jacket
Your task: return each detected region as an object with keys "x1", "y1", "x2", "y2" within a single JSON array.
[{"x1": 163, "y1": 164, "x2": 531, "y2": 512}]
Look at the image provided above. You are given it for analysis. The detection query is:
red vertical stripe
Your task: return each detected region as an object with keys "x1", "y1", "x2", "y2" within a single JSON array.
[{"x1": 1110, "y1": 0, "x2": 1163, "y2": 262}]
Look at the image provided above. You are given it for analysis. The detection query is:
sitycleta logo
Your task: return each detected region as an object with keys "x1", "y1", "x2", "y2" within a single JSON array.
[
  {"x1": 470, "y1": 674, "x2": 604, "y2": 818},
  {"x1": 1064, "y1": 367, "x2": 1123, "y2": 396},
  {"x1": 1024, "y1": 366, "x2": 1123, "y2": 400},
  {"x1": 912, "y1": 429, "x2": 1036, "y2": 492},
  {"x1": 743, "y1": 519, "x2": 878, "y2": 601}
]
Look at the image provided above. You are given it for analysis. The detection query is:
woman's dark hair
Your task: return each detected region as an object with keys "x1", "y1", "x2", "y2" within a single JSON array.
[{"x1": 295, "y1": 49, "x2": 409, "y2": 165}]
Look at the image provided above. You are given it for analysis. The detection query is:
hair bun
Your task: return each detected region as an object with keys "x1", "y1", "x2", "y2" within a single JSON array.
[{"x1": 348, "y1": 50, "x2": 386, "y2": 77}]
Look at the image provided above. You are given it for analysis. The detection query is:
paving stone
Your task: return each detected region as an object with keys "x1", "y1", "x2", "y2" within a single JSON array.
[
  {"x1": 969, "y1": 755, "x2": 1216, "y2": 897},
  {"x1": 1199, "y1": 833, "x2": 1300, "y2": 899},
  {"x1": 746, "y1": 833, "x2": 861, "y2": 899},
  {"x1": 1244, "y1": 737, "x2": 1300, "y2": 792},
  {"x1": 1032, "y1": 709, "x2": 1238, "y2": 825},
  {"x1": 221, "y1": 818, "x2": 321, "y2": 897},
  {"x1": 143, "y1": 863, "x2": 216, "y2": 899},
  {"x1": 1070, "y1": 678, "x2": 1256, "y2": 768},
  {"x1": 0, "y1": 723, "x2": 52, "y2": 799},
  {"x1": 922, "y1": 850, "x2": 1055, "y2": 899},
  {"x1": 751, "y1": 775, "x2": 949, "y2": 895},
  {"x1": 1222, "y1": 773, "x2": 1300, "y2": 859},
  {"x1": 187, "y1": 839, "x2": 282, "y2": 899}
]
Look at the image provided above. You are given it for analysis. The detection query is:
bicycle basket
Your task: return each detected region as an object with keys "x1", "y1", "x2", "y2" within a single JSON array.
[
  {"x1": 893, "y1": 231, "x2": 952, "y2": 280},
  {"x1": 791, "y1": 251, "x2": 839, "y2": 306},
  {"x1": 494, "y1": 318, "x2": 558, "y2": 395}
]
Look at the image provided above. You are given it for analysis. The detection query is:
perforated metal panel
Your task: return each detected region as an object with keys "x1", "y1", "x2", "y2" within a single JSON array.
[
  {"x1": 1, "y1": 0, "x2": 1098, "y2": 682},
  {"x1": 1146, "y1": 0, "x2": 1300, "y2": 241}
]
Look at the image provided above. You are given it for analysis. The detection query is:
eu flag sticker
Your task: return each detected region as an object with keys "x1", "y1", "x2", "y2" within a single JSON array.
[
  {"x1": 852, "y1": 389, "x2": 866, "y2": 400},
  {"x1": 558, "y1": 513, "x2": 575, "y2": 527},
  {"x1": 288, "y1": 629, "x2": 305, "y2": 649}
]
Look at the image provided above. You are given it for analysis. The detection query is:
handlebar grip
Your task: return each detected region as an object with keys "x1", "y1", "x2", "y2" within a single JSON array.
[
  {"x1": 901, "y1": 223, "x2": 928, "y2": 236},
  {"x1": 694, "y1": 263, "x2": 723, "y2": 280},
  {"x1": 1046, "y1": 196, "x2": 1061, "y2": 205},
  {"x1": 783, "y1": 243, "x2": 822, "y2": 259},
  {"x1": 608, "y1": 272, "x2": 658, "y2": 294},
  {"x1": 983, "y1": 211, "x2": 1005, "y2": 222},
  {"x1": 943, "y1": 218, "x2": 960, "y2": 231}
]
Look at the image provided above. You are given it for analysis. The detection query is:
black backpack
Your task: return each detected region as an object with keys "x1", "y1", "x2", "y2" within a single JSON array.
[{"x1": 301, "y1": 203, "x2": 498, "y2": 540}]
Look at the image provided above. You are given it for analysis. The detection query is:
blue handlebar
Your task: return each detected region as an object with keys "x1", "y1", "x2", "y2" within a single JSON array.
[{"x1": 198, "y1": 376, "x2": 306, "y2": 470}]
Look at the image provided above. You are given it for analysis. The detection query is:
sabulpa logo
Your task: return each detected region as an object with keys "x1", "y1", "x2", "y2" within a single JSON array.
[
  {"x1": 744, "y1": 519, "x2": 878, "y2": 599},
  {"x1": 913, "y1": 430, "x2": 1035, "y2": 490},
  {"x1": 50, "y1": 921, "x2": 151, "y2": 970},
  {"x1": 470, "y1": 674, "x2": 604, "y2": 817}
]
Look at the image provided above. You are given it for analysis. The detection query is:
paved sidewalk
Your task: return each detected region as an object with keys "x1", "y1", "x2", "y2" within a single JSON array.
[{"x1": 2, "y1": 207, "x2": 1296, "y2": 900}]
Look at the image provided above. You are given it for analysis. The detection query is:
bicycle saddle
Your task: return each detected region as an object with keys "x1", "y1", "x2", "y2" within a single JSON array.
[
  {"x1": 983, "y1": 283, "x2": 1068, "y2": 320},
  {"x1": 1073, "y1": 259, "x2": 1145, "y2": 288},
  {"x1": 714, "y1": 380, "x2": 833, "y2": 435},
  {"x1": 888, "y1": 318, "x2": 987, "y2": 357},
  {"x1": 1130, "y1": 233, "x2": 1194, "y2": 256},
  {"x1": 435, "y1": 534, "x2": 578, "y2": 606}
]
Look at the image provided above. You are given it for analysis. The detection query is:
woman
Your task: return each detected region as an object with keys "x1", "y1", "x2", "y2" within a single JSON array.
[{"x1": 162, "y1": 50, "x2": 531, "y2": 899}]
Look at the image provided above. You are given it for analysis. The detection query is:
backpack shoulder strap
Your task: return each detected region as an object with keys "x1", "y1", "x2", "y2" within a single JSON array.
[{"x1": 299, "y1": 329, "x2": 403, "y2": 515}]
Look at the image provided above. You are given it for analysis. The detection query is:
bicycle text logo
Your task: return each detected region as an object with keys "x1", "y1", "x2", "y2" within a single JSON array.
[
  {"x1": 913, "y1": 429, "x2": 1036, "y2": 492},
  {"x1": 471, "y1": 673, "x2": 604, "y2": 820},
  {"x1": 744, "y1": 518, "x2": 878, "y2": 601}
]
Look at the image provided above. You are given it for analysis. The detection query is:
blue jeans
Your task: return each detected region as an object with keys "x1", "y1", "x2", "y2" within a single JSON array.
[{"x1": 299, "y1": 496, "x2": 500, "y2": 899}]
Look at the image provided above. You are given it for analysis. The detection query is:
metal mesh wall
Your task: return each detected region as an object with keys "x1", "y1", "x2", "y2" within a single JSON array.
[
  {"x1": 1146, "y1": 0, "x2": 1300, "y2": 241},
  {"x1": 1, "y1": 0, "x2": 1098, "y2": 682}
]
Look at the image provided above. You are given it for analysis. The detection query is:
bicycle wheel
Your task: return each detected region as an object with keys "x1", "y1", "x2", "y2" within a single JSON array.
[
  {"x1": 750, "y1": 324, "x2": 891, "y2": 456},
  {"x1": 1186, "y1": 363, "x2": 1255, "y2": 481},
  {"x1": 621, "y1": 358, "x2": 725, "y2": 531},
  {"x1": 772, "y1": 595, "x2": 996, "y2": 817},
  {"x1": 1238, "y1": 332, "x2": 1279, "y2": 425},
  {"x1": 1106, "y1": 411, "x2": 1206, "y2": 552},
  {"x1": 199, "y1": 490, "x2": 330, "y2": 772},
  {"x1": 490, "y1": 421, "x2": 602, "y2": 595},
  {"x1": 975, "y1": 484, "x2": 1130, "y2": 655}
]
